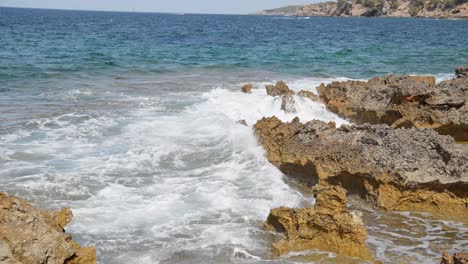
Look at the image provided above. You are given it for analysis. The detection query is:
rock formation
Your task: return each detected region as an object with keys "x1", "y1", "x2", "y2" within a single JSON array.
[
  {"x1": 297, "y1": 90, "x2": 321, "y2": 103},
  {"x1": 0, "y1": 193, "x2": 96, "y2": 264},
  {"x1": 456, "y1": 67, "x2": 468, "y2": 79},
  {"x1": 254, "y1": 117, "x2": 468, "y2": 221},
  {"x1": 317, "y1": 72, "x2": 468, "y2": 141},
  {"x1": 241, "y1": 84, "x2": 253, "y2": 93},
  {"x1": 265, "y1": 81, "x2": 294, "y2": 97},
  {"x1": 265, "y1": 185, "x2": 371, "y2": 260},
  {"x1": 258, "y1": 0, "x2": 468, "y2": 18},
  {"x1": 441, "y1": 252, "x2": 468, "y2": 264},
  {"x1": 263, "y1": 81, "x2": 322, "y2": 113}
]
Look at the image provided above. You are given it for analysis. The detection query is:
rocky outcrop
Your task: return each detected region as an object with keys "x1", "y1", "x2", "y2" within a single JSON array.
[
  {"x1": 265, "y1": 81, "x2": 294, "y2": 97},
  {"x1": 456, "y1": 67, "x2": 468, "y2": 79},
  {"x1": 317, "y1": 72, "x2": 468, "y2": 141},
  {"x1": 0, "y1": 193, "x2": 96, "y2": 264},
  {"x1": 265, "y1": 185, "x2": 371, "y2": 260},
  {"x1": 259, "y1": 0, "x2": 468, "y2": 18},
  {"x1": 254, "y1": 117, "x2": 468, "y2": 221},
  {"x1": 263, "y1": 81, "x2": 322, "y2": 113},
  {"x1": 241, "y1": 84, "x2": 253, "y2": 93},
  {"x1": 441, "y1": 252, "x2": 468, "y2": 264},
  {"x1": 297, "y1": 90, "x2": 321, "y2": 103}
]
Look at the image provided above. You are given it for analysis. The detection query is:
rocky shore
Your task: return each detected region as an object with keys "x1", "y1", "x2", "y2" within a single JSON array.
[
  {"x1": 258, "y1": 0, "x2": 468, "y2": 18},
  {"x1": 317, "y1": 67, "x2": 468, "y2": 141},
  {"x1": 243, "y1": 68, "x2": 468, "y2": 261},
  {"x1": 0, "y1": 193, "x2": 96, "y2": 264}
]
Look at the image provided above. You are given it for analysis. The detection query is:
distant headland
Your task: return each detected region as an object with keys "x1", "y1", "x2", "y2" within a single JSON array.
[{"x1": 257, "y1": 0, "x2": 468, "y2": 18}]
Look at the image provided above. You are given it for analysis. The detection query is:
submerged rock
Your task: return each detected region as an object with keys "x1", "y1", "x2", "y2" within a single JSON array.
[
  {"x1": 280, "y1": 95, "x2": 297, "y2": 113},
  {"x1": 236, "y1": 119, "x2": 248, "y2": 126},
  {"x1": 317, "y1": 71, "x2": 468, "y2": 141},
  {"x1": 254, "y1": 117, "x2": 468, "y2": 221},
  {"x1": 241, "y1": 83, "x2": 254, "y2": 93},
  {"x1": 441, "y1": 252, "x2": 468, "y2": 264},
  {"x1": 265, "y1": 185, "x2": 371, "y2": 260},
  {"x1": 0, "y1": 193, "x2": 96, "y2": 264}
]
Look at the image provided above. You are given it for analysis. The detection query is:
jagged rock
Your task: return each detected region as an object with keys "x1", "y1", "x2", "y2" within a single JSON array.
[
  {"x1": 441, "y1": 252, "x2": 468, "y2": 264},
  {"x1": 0, "y1": 193, "x2": 96, "y2": 264},
  {"x1": 254, "y1": 117, "x2": 468, "y2": 221},
  {"x1": 297, "y1": 90, "x2": 321, "y2": 102},
  {"x1": 456, "y1": 67, "x2": 468, "y2": 79},
  {"x1": 265, "y1": 81, "x2": 294, "y2": 97},
  {"x1": 280, "y1": 95, "x2": 296, "y2": 113},
  {"x1": 241, "y1": 84, "x2": 254, "y2": 93},
  {"x1": 265, "y1": 185, "x2": 371, "y2": 260},
  {"x1": 317, "y1": 72, "x2": 468, "y2": 141},
  {"x1": 237, "y1": 119, "x2": 248, "y2": 126}
]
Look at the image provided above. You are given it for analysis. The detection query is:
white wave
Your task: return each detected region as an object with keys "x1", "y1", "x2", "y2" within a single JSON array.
[{"x1": 1, "y1": 75, "x2": 465, "y2": 263}]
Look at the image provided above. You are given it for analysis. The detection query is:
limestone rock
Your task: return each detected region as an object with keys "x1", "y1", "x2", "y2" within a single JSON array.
[
  {"x1": 265, "y1": 185, "x2": 371, "y2": 260},
  {"x1": 241, "y1": 83, "x2": 253, "y2": 93},
  {"x1": 441, "y1": 252, "x2": 468, "y2": 264},
  {"x1": 254, "y1": 117, "x2": 468, "y2": 221},
  {"x1": 297, "y1": 90, "x2": 321, "y2": 102},
  {"x1": 265, "y1": 81, "x2": 294, "y2": 97},
  {"x1": 280, "y1": 95, "x2": 296, "y2": 113},
  {"x1": 0, "y1": 193, "x2": 96, "y2": 264},
  {"x1": 317, "y1": 71, "x2": 468, "y2": 141},
  {"x1": 456, "y1": 67, "x2": 468, "y2": 79}
]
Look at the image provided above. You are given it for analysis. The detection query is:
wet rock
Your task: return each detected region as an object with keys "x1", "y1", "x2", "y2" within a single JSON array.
[
  {"x1": 0, "y1": 193, "x2": 96, "y2": 264},
  {"x1": 265, "y1": 81, "x2": 294, "y2": 97},
  {"x1": 265, "y1": 185, "x2": 371, "y2": 260},
  {"x1": 241, "y1": 83, "x2": 254, "y2": 93},
  {"x1": 456, "y1": 67, "x2": 468, "y2": 79},
  {"x1": 237, "y1": 120, "x2": 248, "y2": 126},
  {"x1": 317, "y1": 71, "x2": 468, "y2": 141},
  {"x1": 254, "y1": 117, "x2": 468, "y2": 221},
  {"x1": 441, "y1": 252, "x2": 468, "y2": 264},
  {"x1": 297, "y1": 90, "x2": 321, "y2": 102},
  {"x1": 280, "y1": 95, "x2": 296, "y2": 113}
]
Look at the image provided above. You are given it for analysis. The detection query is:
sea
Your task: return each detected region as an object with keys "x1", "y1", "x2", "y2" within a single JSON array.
[{"x1": 0, "y1": 7, "x2": 467, "y2": 264}]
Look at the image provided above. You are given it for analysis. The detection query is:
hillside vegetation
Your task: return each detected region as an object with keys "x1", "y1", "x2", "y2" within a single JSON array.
[{"x1": 258, "y1": 0, "x2": 468, "y2": 18}]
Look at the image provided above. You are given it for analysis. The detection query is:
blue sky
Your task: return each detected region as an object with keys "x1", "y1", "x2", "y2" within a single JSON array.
[{"x1": 0, "y1": 0, "x2": 317, "y2": 14}]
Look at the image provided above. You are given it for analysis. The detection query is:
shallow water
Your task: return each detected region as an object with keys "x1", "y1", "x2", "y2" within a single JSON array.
[{"x1": 1, "y1": 7, "x2": 467, "y2": 263}]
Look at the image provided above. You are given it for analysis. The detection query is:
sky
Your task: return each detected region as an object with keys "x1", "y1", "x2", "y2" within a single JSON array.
[{"x1": 0, "y1": 0, "x2": 318, "y2": 14}]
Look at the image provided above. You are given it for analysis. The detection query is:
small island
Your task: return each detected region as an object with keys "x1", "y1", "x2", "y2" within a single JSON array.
[{"x1": 257, "y1": 0, "x2": 468, "y2": 18}]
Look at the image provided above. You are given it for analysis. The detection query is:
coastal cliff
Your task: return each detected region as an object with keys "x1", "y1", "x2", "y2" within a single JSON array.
[{"x1": 258, "y1": 0, "x2": 468, "y2": 18}]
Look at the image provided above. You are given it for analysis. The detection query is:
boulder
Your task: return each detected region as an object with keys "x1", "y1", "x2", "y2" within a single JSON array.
[
  {"x1": 254, "y1": 117, "x2": 468, "y2": 221},
  {"x1": 317, "y1": 71, "x2": 468, "y2": 141},
  {"x1": 441, "y1": 252, "x2": 468, "y2": 264},
  {"x1": 241, "y1": 84, "x2": 254, "y2": 93},
  {"x1": 265, "y1": 81, "x2": 294, "y2": 97},
  {"x1": 0, "y1": 193, "x2": 96, "y2": 264},
  {"x1": 456, "y1": 67, "x2": 468, "y2": 79},
  {"x1": 265, "y1": 185, "x2": 371, "y2": 260}
]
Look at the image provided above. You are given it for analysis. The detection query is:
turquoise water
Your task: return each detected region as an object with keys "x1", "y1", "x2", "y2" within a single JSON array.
[{"x1": 1, "y1": 7, "x2": 467, "y2": 264}]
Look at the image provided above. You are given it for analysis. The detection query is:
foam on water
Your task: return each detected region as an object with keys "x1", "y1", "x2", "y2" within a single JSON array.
[{"x1": 1, "y1": 76, "x2": 466, "y2": 264}]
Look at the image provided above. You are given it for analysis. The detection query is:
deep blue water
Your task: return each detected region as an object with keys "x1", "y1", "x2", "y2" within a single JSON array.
[
  {"x1": 1, "y1": 7, "x2": 468, "y2": 81},
  {"x1": 1, "y1": 7, "x2": 467, "y2": 264}
]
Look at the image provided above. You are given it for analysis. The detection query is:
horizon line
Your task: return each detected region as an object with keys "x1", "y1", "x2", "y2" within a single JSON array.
[{"x1": 0, "y1": 5, "x2": 263, "y2": 16}]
